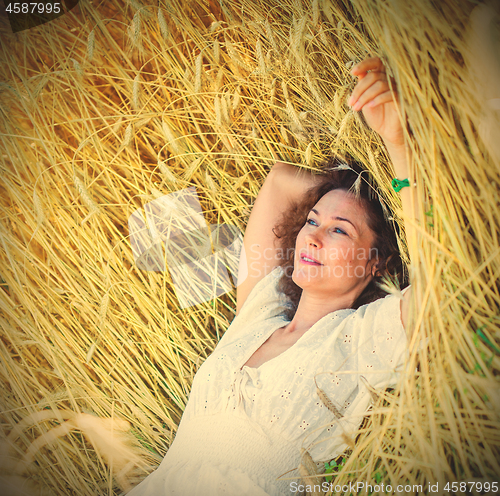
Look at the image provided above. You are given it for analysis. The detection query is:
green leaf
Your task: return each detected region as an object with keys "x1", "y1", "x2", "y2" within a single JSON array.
[{"x1": 476, "y1": 327, "x2": 500, "y2": 354}]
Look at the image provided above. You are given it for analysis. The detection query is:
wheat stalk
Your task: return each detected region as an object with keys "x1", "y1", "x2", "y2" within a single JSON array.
[
  {"x1": 256, "y1": 39, "x2": 266, "y2": 74},
  {"x1": 194, "y1": 52, "x2": 203, "y2": 93},
  {"x1": 132, "y1": 73, "x2": 141, "y2": 110}
]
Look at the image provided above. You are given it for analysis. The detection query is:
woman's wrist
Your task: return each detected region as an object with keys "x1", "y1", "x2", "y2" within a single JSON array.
[
  {"x1": 384, "y1": 140, "x2": 420, "y2": 227},
  {"x1": 383, "y1": 140, "x2": 410, "y2": 179}
]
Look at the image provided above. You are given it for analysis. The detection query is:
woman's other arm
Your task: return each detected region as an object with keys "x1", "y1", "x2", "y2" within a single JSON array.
[
  {"x1": 349, "y1": 57, "x2": 420, "y2": 338},
  {"x1": 382, "y1": 142, "x2": 417, "y2": 333},
  {"x1": 236, "y1": 162, "x2": 324, "y2": 315}
]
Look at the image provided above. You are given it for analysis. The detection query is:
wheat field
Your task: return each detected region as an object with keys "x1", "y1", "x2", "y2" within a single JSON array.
[{"x1": 0, "y1": 0, "x2": 499, "y2": 494}]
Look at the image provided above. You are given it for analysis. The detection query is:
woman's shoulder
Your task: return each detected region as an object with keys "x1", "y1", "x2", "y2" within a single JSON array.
[
  {"x1": 222, "y1": 267, "x2": 289, "y2": 341},
  {"x1": 348, "y1": 286, "x2": 411, "y2": 382},
  {"x1": 352, "y1": 285, "x2": 411, "y2": 332},
  {"x1": 239, "y1": 265, "x2": 286, "y2": 310}
]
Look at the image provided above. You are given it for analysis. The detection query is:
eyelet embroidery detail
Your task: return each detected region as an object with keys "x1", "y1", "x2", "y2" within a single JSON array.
[
  {"x1": 280, "y1": 389, "x2": 292, "y2": 400},
  {"x1": 298, "y1": 420, "x2": 310, "y2": 431}
]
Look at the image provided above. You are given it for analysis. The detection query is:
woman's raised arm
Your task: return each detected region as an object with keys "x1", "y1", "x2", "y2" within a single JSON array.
[
  {"x1": 349, "y1": 56, "x2": 419, "y2": 338},
  {"x1": 235, "y1": 162, "x2": 324, "y2": 315}
]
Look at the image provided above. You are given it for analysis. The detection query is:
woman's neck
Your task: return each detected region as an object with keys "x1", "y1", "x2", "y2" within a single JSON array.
[{"x1": 283, "y1": 290, "x2": 354, "y2": 336}]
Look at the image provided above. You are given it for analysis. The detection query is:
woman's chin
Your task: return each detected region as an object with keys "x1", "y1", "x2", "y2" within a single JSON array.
[{"x1": 292, "y1": 267, "x2": 322, "y2": 287}]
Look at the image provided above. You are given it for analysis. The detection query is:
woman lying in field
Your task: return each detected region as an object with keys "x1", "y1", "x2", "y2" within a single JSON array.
[{"x1": 127, "y1": 56, "x2": 416, "y2": 496}]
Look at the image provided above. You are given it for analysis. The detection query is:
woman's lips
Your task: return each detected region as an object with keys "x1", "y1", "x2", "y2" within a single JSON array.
[{"x1": 300, "y1": 254, "x2": 323, "y2": 265}]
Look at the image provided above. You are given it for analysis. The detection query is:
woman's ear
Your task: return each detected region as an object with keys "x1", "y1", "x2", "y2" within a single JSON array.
[{"x1": 370, "y1": 258, "x2": 382, "y2": 278}]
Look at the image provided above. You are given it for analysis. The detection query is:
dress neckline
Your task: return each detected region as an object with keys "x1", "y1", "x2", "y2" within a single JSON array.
[
  {"x1": 239, "y1": 308, "x2": 354, "y2": 371},
  {"x1": 239, "y1": 316, "x2": 290, "y2": 371}
]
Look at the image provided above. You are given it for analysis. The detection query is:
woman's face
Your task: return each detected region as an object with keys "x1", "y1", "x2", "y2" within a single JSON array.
[{"x1": 292, "y1": 189, "x2": 378, "y2": 302}]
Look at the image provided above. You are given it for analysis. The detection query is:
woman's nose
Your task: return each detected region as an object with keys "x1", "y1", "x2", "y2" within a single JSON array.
[{"x1": 305, "y1": 232, "x2": 322, "y2": 249}]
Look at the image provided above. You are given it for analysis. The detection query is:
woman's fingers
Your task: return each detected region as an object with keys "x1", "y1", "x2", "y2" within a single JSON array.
[
  {"x1": 351, "y1": 57, "x2": 385, "y2": 78},
  {"x1": 348, "y1": 71, "x2": 390, "y2": 109},
  {"x1": 364, "y1": 90, "x2": 394, "y2": 109},
  {"x1": 352, "y1": 80, "x2": 392, "y2": 110}
]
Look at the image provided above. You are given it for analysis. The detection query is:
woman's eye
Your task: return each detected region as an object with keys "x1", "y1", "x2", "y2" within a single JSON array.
[{"x1": 306, "y1": 219, "x2": 346, "y2": 235}]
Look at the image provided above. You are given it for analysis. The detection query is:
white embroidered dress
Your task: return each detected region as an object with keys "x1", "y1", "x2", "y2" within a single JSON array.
[{"x1": 128, "y1": 267, "x2": 409, "y2": 496}]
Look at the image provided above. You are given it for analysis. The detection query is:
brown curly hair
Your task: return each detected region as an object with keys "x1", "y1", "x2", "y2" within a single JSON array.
[{"x1": 273, "y1": 157, "x2": 408, "y2": 320}]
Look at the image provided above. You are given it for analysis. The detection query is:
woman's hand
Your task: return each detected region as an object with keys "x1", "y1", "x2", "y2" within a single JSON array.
[{"x1": 348, "y1": 57, "x2": 405, "y2": 148}]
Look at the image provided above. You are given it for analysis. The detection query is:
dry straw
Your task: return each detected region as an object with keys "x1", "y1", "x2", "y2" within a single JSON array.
[
  {"x1": 0, "y1": 0, "x2": 499, "y2": 494},
  {"x1": 194, "y1": 52, "x2": 203, "y2": 94}
]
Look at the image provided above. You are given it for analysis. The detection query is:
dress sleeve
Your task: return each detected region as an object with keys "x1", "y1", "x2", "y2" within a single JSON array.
[
  {"x1": 309, "y1": 286, "x2": 411, "y2": 462},
  {"x1": 220, "y1": 266, "x2": 289, "y2": 344},
  {"x1": 354, "y1": 285, "x2": 411, "y2": 389}
]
